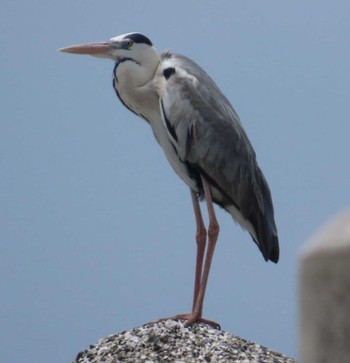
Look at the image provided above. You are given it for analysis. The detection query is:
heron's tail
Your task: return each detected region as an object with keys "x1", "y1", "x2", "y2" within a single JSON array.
[
  {"x1": 253, "y1": 220, "x2": 279, "y2": 263},
  {"x1": 249, "y1": 170, "x2": 280, "y2": 263},
  {"x1": 226, "y1": 169, "x2": 280, "y2": 263},
  {"x1": 268, "y1": 234, "x2": 279, "y2": 263}
]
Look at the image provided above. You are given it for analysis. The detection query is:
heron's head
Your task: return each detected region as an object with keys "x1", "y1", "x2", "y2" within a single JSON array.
[{"x1": 59, "y1": 32, "x2": 159, "y2": 68}]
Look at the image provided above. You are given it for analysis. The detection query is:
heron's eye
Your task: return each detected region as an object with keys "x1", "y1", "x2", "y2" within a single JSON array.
[{"x1": 126, "y1": 40, "x2": 133, "y2": 48}]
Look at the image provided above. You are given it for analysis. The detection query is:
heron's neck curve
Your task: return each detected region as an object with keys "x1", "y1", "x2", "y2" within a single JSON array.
[
  {"x1": 114, "y1": 47, "x2": 160, "y2": 87},
  {"x1": 113, "y1": 49, "x2": 160, "y2": 118}
]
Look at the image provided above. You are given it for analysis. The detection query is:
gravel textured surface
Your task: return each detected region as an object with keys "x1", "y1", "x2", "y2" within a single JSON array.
[{"x1": 74, "y1": 320, "x2": 297, "y2": 363}]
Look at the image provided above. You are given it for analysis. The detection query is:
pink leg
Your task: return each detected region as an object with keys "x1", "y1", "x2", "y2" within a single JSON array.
[
  {"x1": 190, "y1": 190, "x2": 207, "y2": 311},
  {"x1": 146, "y1": 179, "x2": 221, "y2": 329},
  {"x1": 189, "y1": 176, "x2": 220, "y2": 321},
  {"x1": 175, "y1": 177, "x2": 220, "y2": 328}
]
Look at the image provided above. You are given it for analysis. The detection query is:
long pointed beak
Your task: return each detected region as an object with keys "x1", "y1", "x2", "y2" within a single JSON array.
[{"x1": 58, "y1": 41, "x2": 114, "y2": 58}]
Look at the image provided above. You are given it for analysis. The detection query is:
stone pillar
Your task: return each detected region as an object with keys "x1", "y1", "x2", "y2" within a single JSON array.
[{"x1": 300, "y1": 210, "x2": 350, "y2": 363}]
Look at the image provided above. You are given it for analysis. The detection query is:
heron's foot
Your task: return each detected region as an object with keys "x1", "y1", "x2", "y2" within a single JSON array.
[
  {"x1": 175, "y1": 313, "x2": 221, "y2": 329},
  {"x1": 144, "y1": 313, "x2": 221, "y2": 330}
]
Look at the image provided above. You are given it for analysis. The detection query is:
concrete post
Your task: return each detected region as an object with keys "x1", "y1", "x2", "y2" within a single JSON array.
[{"x1": 300, "y1": 210, "x2": 350, "y2": 363}]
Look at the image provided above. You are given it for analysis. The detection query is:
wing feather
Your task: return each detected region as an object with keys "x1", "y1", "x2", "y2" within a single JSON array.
[{"x1": 158, "y1": 52, "x2": 279, "y2": 262}]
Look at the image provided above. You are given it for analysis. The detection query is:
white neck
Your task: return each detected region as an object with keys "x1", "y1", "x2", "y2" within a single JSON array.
[
  {"x1": 114, "y1": 46, "x2": 161, "y2": 117},
  {"x1": 116, "y1": 46, "x2": 159, "y2": 86}
]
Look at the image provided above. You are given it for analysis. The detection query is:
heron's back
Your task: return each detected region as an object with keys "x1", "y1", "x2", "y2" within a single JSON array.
[{"x1": 159, "y1": 52, "x2": 279, "y2": 263}]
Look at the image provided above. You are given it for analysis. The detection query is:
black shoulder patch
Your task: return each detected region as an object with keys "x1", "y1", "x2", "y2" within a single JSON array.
[
  {"x1": 124, "y1": 33, "x2": 153, "y2": 46},
  {"x1": 163, "y1": 67, "x2": 176, "y2": 80}
]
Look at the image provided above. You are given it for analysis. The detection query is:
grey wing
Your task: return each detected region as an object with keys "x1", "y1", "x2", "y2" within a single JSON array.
[{"x1": 159, "y1": 52, "x2": 279, "y2": 262}]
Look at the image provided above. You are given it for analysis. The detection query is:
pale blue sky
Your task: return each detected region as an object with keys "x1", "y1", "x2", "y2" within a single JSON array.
[{"x1": 1, "y1": 1, "x2": 349, "y2": 362}]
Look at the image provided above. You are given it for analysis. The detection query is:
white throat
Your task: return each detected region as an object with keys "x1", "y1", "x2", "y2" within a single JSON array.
[{"x1": 113, "y1": 47, "x2": 160, "y2": 118}]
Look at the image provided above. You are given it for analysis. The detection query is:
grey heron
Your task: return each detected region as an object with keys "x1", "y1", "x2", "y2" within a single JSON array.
[{"x1": 60, "y1": 32, "x2": 279, "y2": 328}]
